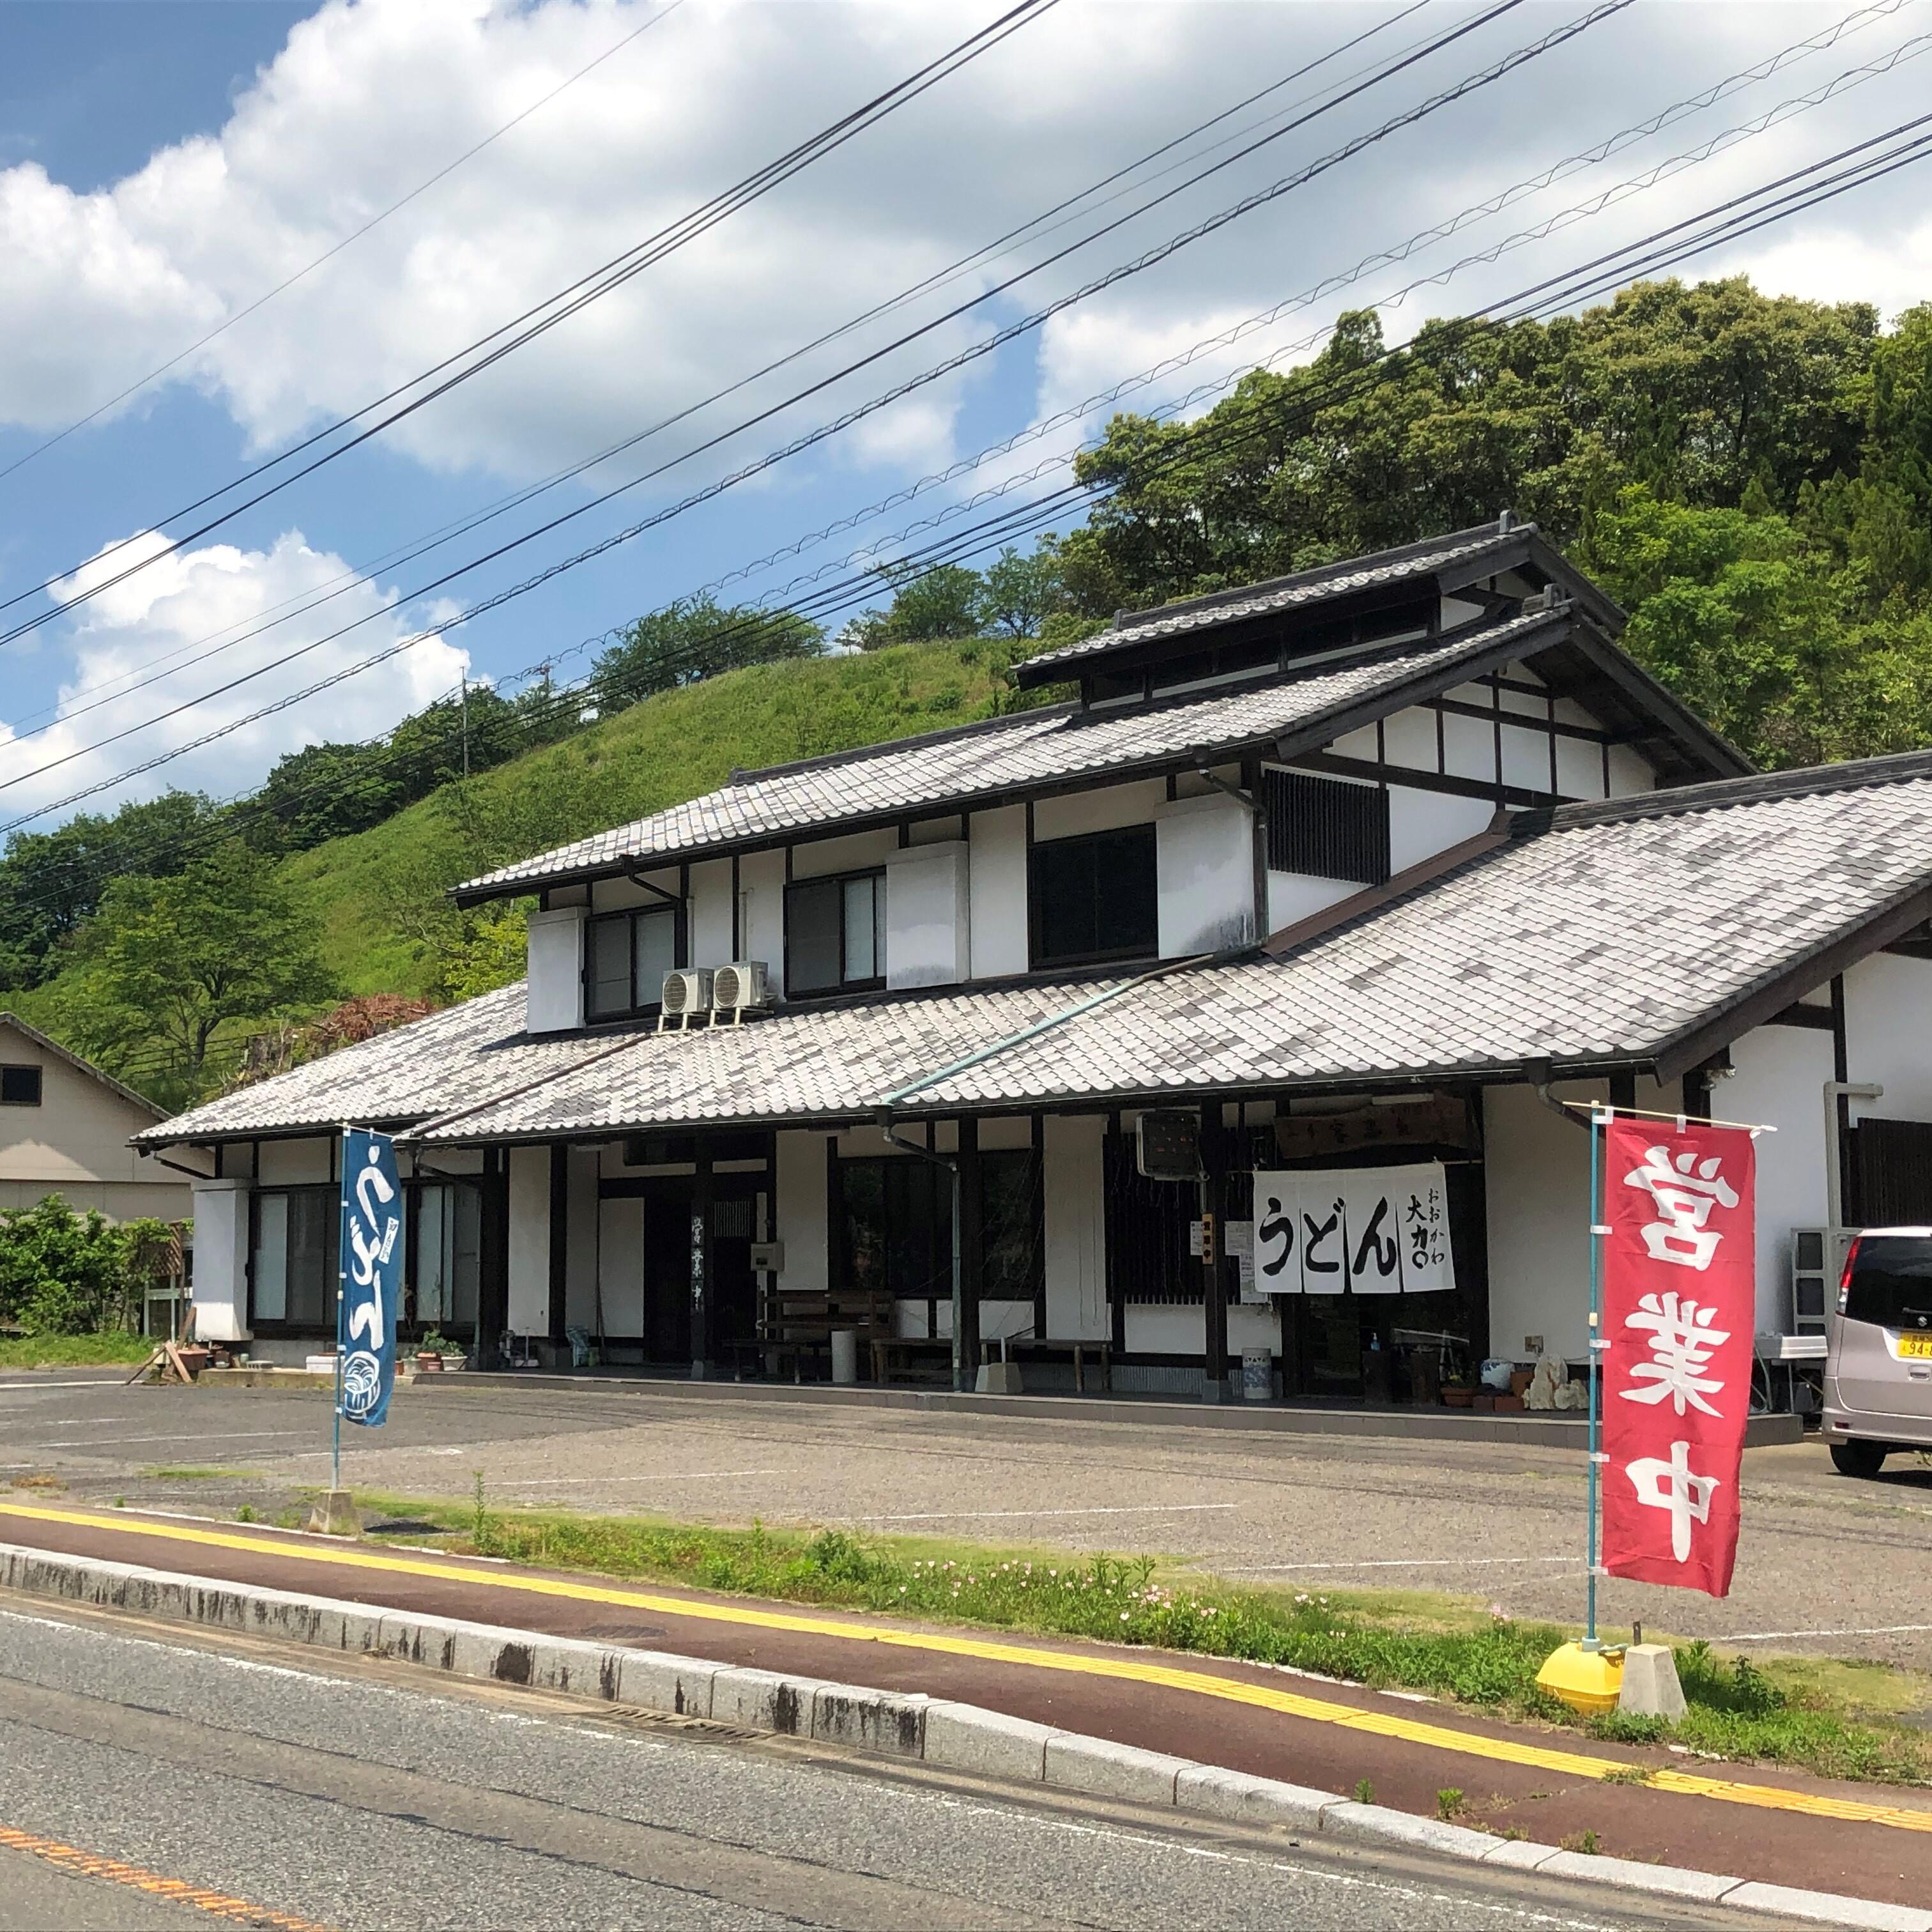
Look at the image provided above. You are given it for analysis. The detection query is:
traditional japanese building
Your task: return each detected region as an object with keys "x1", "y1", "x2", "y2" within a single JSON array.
[{"x1": 135, "y1": 518, "x2": 1932, "y2": 1413}]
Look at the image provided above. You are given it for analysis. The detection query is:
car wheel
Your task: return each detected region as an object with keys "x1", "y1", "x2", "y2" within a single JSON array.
[{"x1": 1830, "y1": 1440, "x2": 1888, "y2": 1479}]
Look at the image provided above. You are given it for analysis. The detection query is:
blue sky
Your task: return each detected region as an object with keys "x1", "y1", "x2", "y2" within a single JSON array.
[{"x1": 1, "y1": 0, "x2": 1929, "y2": 838}]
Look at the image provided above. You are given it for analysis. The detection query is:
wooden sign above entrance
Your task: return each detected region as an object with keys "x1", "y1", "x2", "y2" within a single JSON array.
[{"x1": 1273, "y1": 1095, "x2": 1473, "y2": 1163}]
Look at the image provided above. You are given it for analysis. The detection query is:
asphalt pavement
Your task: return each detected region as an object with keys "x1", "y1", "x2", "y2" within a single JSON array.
[
  {"x1": 0, "y1": 1594, "x2": 1812, "y2": 1932},
  {"x1": 5, "y1": 1368, "x2": 1932, "y2": 1668}
]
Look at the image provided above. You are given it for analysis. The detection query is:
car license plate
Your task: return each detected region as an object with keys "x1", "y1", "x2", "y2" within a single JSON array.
[{"x1": 1899, "y1": 1333, "x2": 1932, "y2": 1359}]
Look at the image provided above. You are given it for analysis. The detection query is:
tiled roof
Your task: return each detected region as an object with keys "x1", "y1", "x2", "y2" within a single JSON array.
[
  {"x1": 132, "y1": 985, "x2": 567, "y2": 1146},
  {"x1": 456, "y1": 608, "x2": 1563, "y2": 900},
  {"x1": 387, "y1": 751, "x2": 1932, "y2": 1140},
  {"x1": 1012, "y1": 523, "x2": 1527, "y2": 673}
]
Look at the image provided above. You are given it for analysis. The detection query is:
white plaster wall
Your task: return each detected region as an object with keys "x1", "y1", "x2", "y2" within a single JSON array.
[
  {"x1": 1379, "y1": 706, "x2": 1437, "y2": 770},
  {"x1": 564, "y1": 1147, "x2": 601, "y2": 1330},
  {"x1": 688, "y1": 856, "x2": 735, "y2": 967},
  {"x1": 525, "y1": 907, "x2": 585, "y2": 1034},
  {"x1": 592, "y1": 872, "x2": 677, "y2": 911},
  {"x1": 257, "y1": 1137, "x2": 331, "y2": 1186},
  {"x1": 884, "y1": 841, "x2": 969, "y2": 988},
  {"x1": 597, "y1": 1196, "x2": 645, "y2": 1335},
  {"x1": 1724, "y1": 1023, "x2": 1834, "y2": 1333},
  {"x1": 969, "y1": 805, "x2": 1029, "y2": 978},
  {"x1": 1442, "y1": 711, "x2": 1494, "y2": 783},
  {"x1": 1607, "y1": 745, "x2": 1654, "y2": 795},
  {"x1": 190, "y1": 1180, "x2": 252, "y2": 1342},
  {"x1": 737, "y1": 849, "x2": 785, "y2": 984},
  {"x1": 1266, "y1": 872, "x2": 1356, "y2": 931},
  {"x1": 507, "y1": 1145, "x2": 551, "y2": 1336},
  {"x1": 1032, "y1": 779, "x2": 1163, "y2": 841},
  {"x1": 1844, "y1": 951, "x2": 1932, "y2": 1120},
  {"x1": 1387, "y1": 786, "x2": 1497, "y2": 875},
  {"x1": 1554, "y1": 734, "x2": 1605, "y2": 799},
  {"x1": 775, "y1": 1131, "x2": 829, "y2": 1296},
  {"x1": 1500, "y1": 721, "x2": 1551, "y2": 793},
  {"x1": 790, "y1": 828, "x2": 897, "y2": 880},
  {"x1": 1330, "y1": 724, "x2": 1378, "y2": 761},
  {"x1": 1483, "y1": 1079, "x2": 1600, "y2": 1363},
  {"x1": 1156, "y1": 793, "x2": 1254, "y2": 956},
  {"x1": 1043, "y1": 1114, "x2": 1107, "y2": 1338}
]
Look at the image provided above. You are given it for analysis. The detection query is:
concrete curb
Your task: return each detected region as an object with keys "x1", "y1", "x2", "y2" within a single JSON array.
[{"x1": 0, "y1": 1540, "x2": 1919, "y2": 1932}]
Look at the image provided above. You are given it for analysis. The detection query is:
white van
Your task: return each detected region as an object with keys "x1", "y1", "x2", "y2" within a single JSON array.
[{"x1": 1824, "y1": 1228, "x2": 1932, "y2": 1477}]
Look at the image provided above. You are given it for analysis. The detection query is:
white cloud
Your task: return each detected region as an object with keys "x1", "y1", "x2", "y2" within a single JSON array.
[{"x1": 0, "y1": 531, "x2": 468, "y2": 826}]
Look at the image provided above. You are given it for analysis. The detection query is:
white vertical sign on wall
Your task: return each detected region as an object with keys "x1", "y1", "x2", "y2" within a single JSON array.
[{"x1": 1252, "y1": 1163, "x2": 1455, "y2": 1296}]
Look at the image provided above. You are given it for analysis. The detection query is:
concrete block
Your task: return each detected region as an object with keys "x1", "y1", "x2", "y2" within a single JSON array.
[
  {"x1": 1478, "y1": 1837, "x2": 1561, "y2": 1871},
  {"x1": 809, "y1": 1682, "x2": 927, "y2": 1757},
  {"x1": 615, "y1": 1648, "x2": 717, "y2": 1719},
  {"x1": 1174, "y1": 1765, "x2": 1333, "y2": 1832},
  {"x1": 923, "y1": 1702, "x2": 1054, "y2": 1782},
  {"x1": 1321, "y1": 1802, "x2": 1496, "y2": 1862},
  {"x1": 710, "y1": 1665, "x2": 813, "y2": 1735},
  {"x1": 306, "y1": 1489, "x2": 358, "y2": 1536},
  {"x1": 1043, "y1": 1733, "x2": 1190, "y2": 1806},
  {"x1": 976, "y1": 1361, "x2": 1024, "y2": 1394},
  {"x1": 1616, "y1": 1644, "x2": 1686, "y2": 1722},
  {"x1": 1719, "y1": 1884, "x2": 1932, "y2": 1932},
  {"x1": 1534, "y1": 1850, "x2": 1736, "y2": 1901},
  {"x1": 377, "y1": 1611, "x2": 464, "y2": 1669}
]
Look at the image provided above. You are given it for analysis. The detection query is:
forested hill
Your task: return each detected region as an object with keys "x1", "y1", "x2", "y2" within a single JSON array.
[{"x1": 12, "y1": 275, "x2": 1932, "y2": 1107}]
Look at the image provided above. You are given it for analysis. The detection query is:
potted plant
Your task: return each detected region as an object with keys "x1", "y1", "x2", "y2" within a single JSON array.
[{"x1": 417, "y1": 1330, "x2": 466, "y2": 1372}]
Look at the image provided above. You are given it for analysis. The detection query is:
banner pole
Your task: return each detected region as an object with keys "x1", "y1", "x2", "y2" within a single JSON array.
[
  {"x1": 1586, "y1": 1105, "x2": 1607, "y2": 1652},
  {"x1": 333, "y1": 1124, "x2": 349, "y2": 1496}
]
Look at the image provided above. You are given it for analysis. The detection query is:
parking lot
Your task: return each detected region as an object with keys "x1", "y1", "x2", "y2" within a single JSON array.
[{"x1": 4, "y1": 1369, "x2": 1930, "y2": 1669}]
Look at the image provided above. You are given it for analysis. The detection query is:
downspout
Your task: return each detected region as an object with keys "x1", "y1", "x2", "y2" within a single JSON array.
[{"x1": 875, "y1": 947, "x2": 1225, "y2": 1393}]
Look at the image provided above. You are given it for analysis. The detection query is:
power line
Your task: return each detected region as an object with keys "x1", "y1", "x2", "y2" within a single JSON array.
[
  {"x1": 0, "y1": 3, "x2": 682, "y2": 489},
  {"x1": 0, "y1": 0, "x2": 1061, "y2": 640},
  {"x1": 0, "y1": 0, "x2": 1627, "y2": 812}
]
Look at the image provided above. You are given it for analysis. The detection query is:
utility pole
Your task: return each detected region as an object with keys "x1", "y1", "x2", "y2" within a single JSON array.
[{"x1": 459, "y1": 671, "x2": 470, "y2": 779}]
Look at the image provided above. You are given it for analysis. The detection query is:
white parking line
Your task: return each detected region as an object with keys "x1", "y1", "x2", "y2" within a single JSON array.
[
  {"x1": 19, "y1": 1429, "x2": 310, "y2": 1449},
  {"x1": 1724, "y1": 1621, "x2": 1932, "y2": 1642},
  {"x1": 1229, "y1": 1556, "x2": 1578, "y2": 1572},
  {"x1": 494, "y1": 1469, "x2": 787, "y2": 1486},
  {"x1": 852, "y1": 1503, "x2": 1240, "y2": 1522}
]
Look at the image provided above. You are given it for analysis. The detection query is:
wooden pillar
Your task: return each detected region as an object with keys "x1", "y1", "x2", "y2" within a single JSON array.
[
  {"x1": 956, "y1": 1116, "x2": 983, "y2": 1393},
  {"x1": 477, "y1": 1148, "x2": 509, "y2": 1370},
  {"x1": 691, "y1": 1141, "x2": 714, "y2": 1380},
  {"x1": 1200, "y1": 1105, "x2": 1227, "y2": 1402},
  {"x1": 1609, "y1": 1069, "x2": 1637, "y2": 1114},
  {"x1": 548, "y1": 1140, "x2": 569, "y2": 1348}
]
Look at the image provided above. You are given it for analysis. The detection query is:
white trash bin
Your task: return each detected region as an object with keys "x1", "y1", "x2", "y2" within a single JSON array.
[
  {"x1": 1241, "y1": 1346, "x2": 1273, "y2": 1402},
  {"x1": 831, "y1": 1328, "x2": 859, "y2": 1385}
]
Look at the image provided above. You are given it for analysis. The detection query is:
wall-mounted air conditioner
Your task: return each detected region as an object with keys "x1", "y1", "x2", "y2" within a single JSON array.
[
  {"x1": 657, "y1": 968, "x2": 714, "y2": 1030},
  {"x1": 710, "y1": 960, "x2": 771, "y2": 1025}
]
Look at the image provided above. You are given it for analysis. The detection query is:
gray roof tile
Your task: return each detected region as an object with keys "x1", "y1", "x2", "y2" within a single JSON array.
[
  {"x1": 457, "y1": 610, "x2": 1556, "y2": 898},
  {"x1": 1012, "y1": 523, "x2": 1524, "y2": 673}
]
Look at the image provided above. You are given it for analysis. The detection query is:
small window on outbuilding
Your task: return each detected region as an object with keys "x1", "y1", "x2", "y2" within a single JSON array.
[
  {"x1": 0, "y1": 1064, "x2": 42, "y2": 1107},
  {"x1": 1263, "y1": 769, "x2": 1391, "y2": 885}
]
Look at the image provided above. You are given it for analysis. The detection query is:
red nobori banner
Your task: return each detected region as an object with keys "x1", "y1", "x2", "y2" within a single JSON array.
[{"x1": 1600, "y1": 1116, "x2": 1756, "y2": 1598}]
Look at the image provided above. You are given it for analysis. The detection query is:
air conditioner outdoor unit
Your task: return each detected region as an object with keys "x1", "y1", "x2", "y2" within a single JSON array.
[
  {"x1": 657, "y1": 968, "x2": 713, "y2": 1030},
  {"x1": 1788, "y1": 1225, "x2": 1852, "y2": 1336},
  {"x1": 710, "y1": 960, "x2": 771, "y2": 1025}
]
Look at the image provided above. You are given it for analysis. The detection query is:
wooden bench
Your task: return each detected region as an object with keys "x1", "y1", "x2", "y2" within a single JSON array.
[
  {"x1": 980, "y1": 1335, "x2": 1113, "y2": 1393},
  {"x1": 870, "y1": 1335, "x2": 954, "y2": 1384},
  {"x1": 753, "y1": 1285, "x2": 893, "y2": 1381}
]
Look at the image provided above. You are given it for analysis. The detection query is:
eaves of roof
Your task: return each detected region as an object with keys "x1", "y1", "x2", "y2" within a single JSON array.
[{"x1": 0, "y1": 1011, "x2": 165, "y2": 1123}]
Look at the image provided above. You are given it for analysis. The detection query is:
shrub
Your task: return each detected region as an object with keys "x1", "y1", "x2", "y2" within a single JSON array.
[{"x1": 0, "y1": 1197, "x2": 163, "y2": 1335}]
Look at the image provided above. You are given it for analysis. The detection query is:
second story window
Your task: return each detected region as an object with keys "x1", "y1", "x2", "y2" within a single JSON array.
[
  {"x1": 786, "y1": 870, "x2": 885, "y2": 996},
  {"x1": 1029, "y1": 824, "x2": 1158, "y2": 969},
  {"x1": 587, "y1": 904, "x2": 681, "y2": 1020}
]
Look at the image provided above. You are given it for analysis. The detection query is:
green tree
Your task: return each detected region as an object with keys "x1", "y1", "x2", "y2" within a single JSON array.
[
  {"x1": 60, "y1": 840, "x2": 337, "y2": 1104},
  {"x1": 978, "y1": 542, "x2": 1068, "y2": 638},
  {"x1": 593, "y1": 596, "x2": 822, "y2": 704},
  {"x1": 0, "y1": 1196, "x2": 146, "y2": 1335}
]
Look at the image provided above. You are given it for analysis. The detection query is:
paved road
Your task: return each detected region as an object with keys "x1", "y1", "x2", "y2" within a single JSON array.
[
  {"x1": 0, "y1": 1595, "x2": 1802, "y2": 1932},
  {"x1": 6, "y1": 1369, "x2": 1932, "y2": 1667}
]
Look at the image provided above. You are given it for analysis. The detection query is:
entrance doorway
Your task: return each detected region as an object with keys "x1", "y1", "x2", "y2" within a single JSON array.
[{"x1": 597, "y1": 1171, "x2": 763, "y2": 1367}]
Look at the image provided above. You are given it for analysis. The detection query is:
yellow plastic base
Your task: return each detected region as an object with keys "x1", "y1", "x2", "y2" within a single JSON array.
[{"x1": 1536, "y1": 1640, "x2": 1625, "y2": 1714}]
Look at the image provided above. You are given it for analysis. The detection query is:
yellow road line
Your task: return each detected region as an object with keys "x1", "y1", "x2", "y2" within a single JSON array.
[
  {"x1": 7, "y1": 1499, "x2": 1930, "y2": 1837},
  {"x1": 0, "y1": 1822, "x2": 327, "y2": 1929}
]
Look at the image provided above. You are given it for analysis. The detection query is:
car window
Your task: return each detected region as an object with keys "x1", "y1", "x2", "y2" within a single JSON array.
[{"x1": 1845, "y1": 1236, "x2": 1932, "y2": 1329}]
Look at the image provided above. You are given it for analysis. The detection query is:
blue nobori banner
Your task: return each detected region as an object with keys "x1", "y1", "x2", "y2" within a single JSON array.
[{"x1": 338, "y1": 1127, "x2": 402, "y2": 1428}]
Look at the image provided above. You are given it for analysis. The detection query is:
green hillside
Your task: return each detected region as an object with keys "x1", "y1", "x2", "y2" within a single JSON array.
[{"x1": 279, "y1": 636, "x2": 1020, "y2": 999}]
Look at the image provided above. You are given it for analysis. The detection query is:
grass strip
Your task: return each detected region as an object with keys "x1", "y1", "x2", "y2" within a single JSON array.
[
  {"x1": 356, "y1": 1489, "x2": 1932, "y2": 1788},
  {"x1": 0, "y1": 1332, "x2": 152, "y2": 1369}
]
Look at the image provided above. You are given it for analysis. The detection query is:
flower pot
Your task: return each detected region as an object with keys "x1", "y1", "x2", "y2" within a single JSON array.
[
  {"x1": 1441, "y1": 1386, "x2": 1475, "y2": 1407},
  {"x1": 174, "y1": 1346, "x2": 211, "y2": 1377},
  {"x1": 1471, "y1": 1392, "x2": 1497, "y2": 1412},
  {"x1": 1493, "y1": 1393, "x2": 1525, "y2": 1413},
  {"x1": 415, "y1": 1352, "x2": 443, "y2": 1372}
]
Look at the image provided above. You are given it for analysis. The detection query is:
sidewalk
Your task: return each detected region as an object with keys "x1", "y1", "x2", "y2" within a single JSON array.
[{"x1": 2, "y1": 1494, "x2": 1927, "y2": 1914}]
